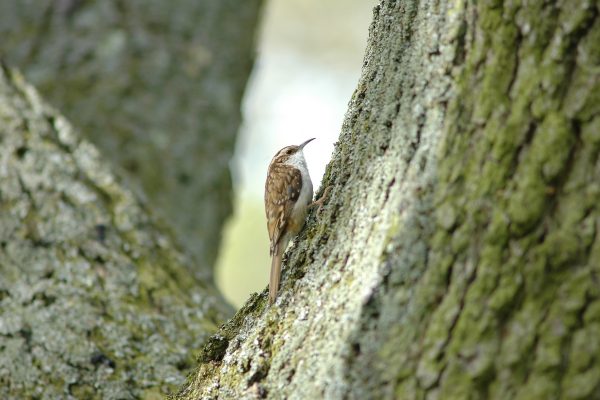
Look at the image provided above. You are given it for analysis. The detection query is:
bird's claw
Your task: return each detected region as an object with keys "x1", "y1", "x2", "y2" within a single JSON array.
[{"x1": 309, "y1": 185, "x2": 332, "y2": 214}]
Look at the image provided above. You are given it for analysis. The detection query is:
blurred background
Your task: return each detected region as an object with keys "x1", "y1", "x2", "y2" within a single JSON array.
[{"x1": 216, "y1": 0, "x2": 377, "y2": 307}]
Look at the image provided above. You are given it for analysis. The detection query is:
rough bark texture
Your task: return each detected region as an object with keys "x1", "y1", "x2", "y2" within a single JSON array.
[
  {"x1": 176, "y1": 0, "x2": 600, "y2": 399},
  {"x1": 0, "y1": 65, "x2": 232, "y2": 399},
  {"x1": 0, "y1": 0, "x2": 263, "y2": 274}
]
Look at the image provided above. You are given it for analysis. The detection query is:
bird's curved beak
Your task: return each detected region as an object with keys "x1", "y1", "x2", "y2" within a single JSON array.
[{"x1": 299, "y1": 138, "x2": 316, "y2": 149}]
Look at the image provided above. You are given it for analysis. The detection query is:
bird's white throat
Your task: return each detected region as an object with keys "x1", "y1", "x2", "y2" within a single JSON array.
[
  {"x1": 285, "y1": 149, "x2": 313, "y2": 208},
  {"x1": 285, "y1": 150, "x2": 310, "y2": 179}
]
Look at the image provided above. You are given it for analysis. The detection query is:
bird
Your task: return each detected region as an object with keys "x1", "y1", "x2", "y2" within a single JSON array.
[{"x1": 264, "y1": 138, "x2": 329, "y2": 304}]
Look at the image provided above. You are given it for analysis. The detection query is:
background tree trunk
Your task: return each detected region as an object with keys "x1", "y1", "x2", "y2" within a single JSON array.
[
  {"x1": 0, "y1": 65, "x2": 232, "y2": 398},
  {"x1": 0, "y1": 0, "x2": 263, "y2": 275},
  {"x1": 176, "y1": 0, "x2": 600, "y2": 399}
]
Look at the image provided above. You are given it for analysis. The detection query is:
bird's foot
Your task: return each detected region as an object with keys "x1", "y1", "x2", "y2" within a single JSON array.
[{"x1": 309, "y1": 185, "x2": 332, "y2": 213}]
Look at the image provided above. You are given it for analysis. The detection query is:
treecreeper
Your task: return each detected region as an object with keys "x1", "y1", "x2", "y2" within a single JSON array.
[{"x1": 264, "y1": 138, "x2": 330, "y2": 304}]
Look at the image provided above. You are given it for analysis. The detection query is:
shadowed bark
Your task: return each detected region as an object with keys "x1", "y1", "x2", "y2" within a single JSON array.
[
  {"x1": 176, "y1": 1, "x2": 600, "y2": 399},
  {"x1": 0, "y1": 65, "x2": 231, "y2": 399},
  {"x1": 0, "y1": 0, "x2": 263, "y2": 275}
]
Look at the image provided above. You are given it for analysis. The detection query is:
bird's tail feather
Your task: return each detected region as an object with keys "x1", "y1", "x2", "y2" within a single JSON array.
[{"x1": 269, "y1": 250, "x2": 282, "y2": 304}]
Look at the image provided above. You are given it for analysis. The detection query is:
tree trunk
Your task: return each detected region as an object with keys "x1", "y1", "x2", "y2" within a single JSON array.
[
  {"x1": 0, "y1": 0, "x2": 263, "y2": 274},
  {"x1": 176, "y1": 1, "x2": 600, "y2": 399},
  {"x1": 0, "y1": 65, "x2": 232, "y2": 398}
]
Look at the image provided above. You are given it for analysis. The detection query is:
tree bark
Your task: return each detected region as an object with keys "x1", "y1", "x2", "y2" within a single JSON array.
[
  {"x1": 176, "y1": 1, "x2": 600, "y2": 399},
  {"x1": 0, "y1": 0, "x2": 263, "y2": 274},
  {"x1": 0, "y1": 65, "x2": 231, "y2": 399}
]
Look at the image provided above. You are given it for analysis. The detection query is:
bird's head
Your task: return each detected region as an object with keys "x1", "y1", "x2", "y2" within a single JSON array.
[{"x1": 272, "y1": 138, "x2": 315, "y2": 166}]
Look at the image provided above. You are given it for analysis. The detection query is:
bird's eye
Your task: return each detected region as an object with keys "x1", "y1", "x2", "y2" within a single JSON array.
[{"x1": 286, "y1": 149, "x2": 293, "y2": 155}]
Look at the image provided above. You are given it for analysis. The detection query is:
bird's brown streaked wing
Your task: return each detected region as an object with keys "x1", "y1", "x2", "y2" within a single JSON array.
[{"x1": 264, "y1": 164, "x2": 302, "y2": 256}]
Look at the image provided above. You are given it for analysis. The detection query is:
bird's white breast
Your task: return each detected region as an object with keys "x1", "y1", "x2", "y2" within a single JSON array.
[{"x1": 285, "y1": 150, "x2": 313, "y2": 228}]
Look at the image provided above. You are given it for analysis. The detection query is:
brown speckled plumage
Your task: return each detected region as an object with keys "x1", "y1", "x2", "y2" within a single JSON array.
[
  {"x1": 264, "y1": 139, "x2": 315, "y2": 304},
  {"x1": 265, "y1": 163, "x2": 302, "y2": 256}
]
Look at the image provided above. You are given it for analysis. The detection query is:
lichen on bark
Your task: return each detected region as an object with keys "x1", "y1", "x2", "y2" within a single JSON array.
[
  {"x1": 175, "y1": 1, "x2": 600, "y2": 399},
  {"x1": 0, "y1": 65, "x2": 231, "y2": 399}
]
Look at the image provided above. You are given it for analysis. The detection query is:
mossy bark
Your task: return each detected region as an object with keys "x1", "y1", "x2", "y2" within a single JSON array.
[
  {"x1": 0, "y1": 65, "x2": 232, "y2": 399},
  {"x1": 0, "y1": 0, "x2": 263, "y2": 274},
  {"x1": 176, "y1": 1, "x2": 600, "y2": 399}
]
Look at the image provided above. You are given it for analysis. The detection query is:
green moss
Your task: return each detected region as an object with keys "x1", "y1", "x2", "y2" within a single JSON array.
[
  {"x1": 562, "y1": 366, "x2": 600, "y2": 400},
  {"x1": 197, "y1": 335, "x2": 229, "y2": 363},
  {"x1": 543, "y1": 227, "x2": 582, "y2": 270},
  {"x1": 507, "y1": 113, "x2": 574, "y2": 235},
  {"x1": 438, "y1": 362, "x2": 476, "y2": 400},
  {"x1": 584, "y1": 302, "x2": 600, "y2": 324},
  {"x1": 69, "y1": 383, "x2": 99, "y2": 400},
  {"x1": 567, "y1": 324, "x2": 599, "y2": 371},
  {"x1": 475, "y1": 24, "x2": 518, "y2": 121},
  {"x1": 141, "y1": 388, "x2": 165, "y2": 400},
  {"x1": 515, "y1": 374, "x2": 559, "y2": 400},
  {"x1": 535, "y1": 113, "x2": 574, "y2": 182},
  {"x1": 488, "y1": 265, "x2": 522, "y2": 315}
]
